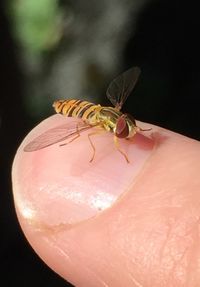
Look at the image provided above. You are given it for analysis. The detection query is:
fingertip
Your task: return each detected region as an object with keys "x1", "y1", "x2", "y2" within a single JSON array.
[
  {"x1": 12, "y1": 115, "x2": 200, "y2": 286},
  {"x1": 12, "y1": 115, "x2": 154, "y2": 227}
]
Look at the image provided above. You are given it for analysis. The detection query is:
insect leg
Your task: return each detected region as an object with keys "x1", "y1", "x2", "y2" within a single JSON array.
[
  {"x1": 114, "y1": 135, "x2": 130, "y2": 163},
  {"x1": 137, "y1": 126, "x2": 152, "y2": 132},
  {"x1": 88, "y1": 128, "x2": 105, "y2": 162},
  {"x1": 59, "y1": 123, "x2": 81, "y2": 147}
]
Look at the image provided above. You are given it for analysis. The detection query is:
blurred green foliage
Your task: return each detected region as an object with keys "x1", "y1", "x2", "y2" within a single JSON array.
[{"x1": 7, "y1": 0, "x2": 63, "y2": 53}]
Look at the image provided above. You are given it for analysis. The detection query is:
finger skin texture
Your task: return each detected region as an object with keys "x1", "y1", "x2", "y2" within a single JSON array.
[{"x1": 12, "y1": 115, "x2": 200, "y2": 287}]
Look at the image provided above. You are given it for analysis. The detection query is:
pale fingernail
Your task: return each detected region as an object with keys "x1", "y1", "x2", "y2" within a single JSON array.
[{"x1": 12, "y1": 116, "x2": 154, "y2": 227}]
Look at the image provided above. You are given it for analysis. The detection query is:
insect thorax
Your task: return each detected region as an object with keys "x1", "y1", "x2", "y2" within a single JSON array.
[
  {"x1": 97, "y1": 107, "x2": 122, "y2": 132},
  {"x1": 97, "y1": 107, "x2": 137, "y2": 137}
]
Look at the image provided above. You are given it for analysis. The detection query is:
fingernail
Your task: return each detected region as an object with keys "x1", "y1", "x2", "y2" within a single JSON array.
[{"x1": 12, "y1": 116, "x2": 154, "y2": 227}]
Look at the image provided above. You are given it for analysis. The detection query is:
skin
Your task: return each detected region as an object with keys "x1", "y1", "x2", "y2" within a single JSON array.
[{"x1": 12, "y1": 114, "x2": 200, "y2": 287}]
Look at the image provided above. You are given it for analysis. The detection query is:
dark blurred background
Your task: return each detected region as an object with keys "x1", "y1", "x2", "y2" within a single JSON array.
[{"x1": 1, "y1": 0, "x2": 199, "y2": 286}]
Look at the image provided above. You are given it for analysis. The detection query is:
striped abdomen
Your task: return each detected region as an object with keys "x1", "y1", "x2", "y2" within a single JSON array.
[{"x1": 53, "y1": 99, "x2": 101, "y2": 122}]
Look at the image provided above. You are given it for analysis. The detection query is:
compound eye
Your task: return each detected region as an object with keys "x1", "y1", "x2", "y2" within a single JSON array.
[{"x1": 115, "y1": 116, "x2": 129, "y2": 138}]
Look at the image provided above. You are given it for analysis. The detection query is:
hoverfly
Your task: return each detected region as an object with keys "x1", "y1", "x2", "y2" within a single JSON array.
[{"x1": 24, "y1": 67, "x2": 150, "y2": 162}]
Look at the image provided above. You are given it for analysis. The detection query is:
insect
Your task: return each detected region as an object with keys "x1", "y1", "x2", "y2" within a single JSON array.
[{"x1": 24, "y1": 67, "x2": 150, "y2": 162}]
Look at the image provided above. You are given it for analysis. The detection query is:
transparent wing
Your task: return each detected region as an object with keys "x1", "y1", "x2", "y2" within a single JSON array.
[
  {"x1": 24, "y1": 120, "x2": 93, "y2": 152},
  {"x1": 106, "y1": 66, "x2": 141, "y2": 110}
]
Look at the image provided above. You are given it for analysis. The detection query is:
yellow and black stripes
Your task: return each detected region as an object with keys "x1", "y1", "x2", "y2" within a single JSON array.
[{"x1": 53, "y1": 99, "x2": 100, "y2": 122}]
